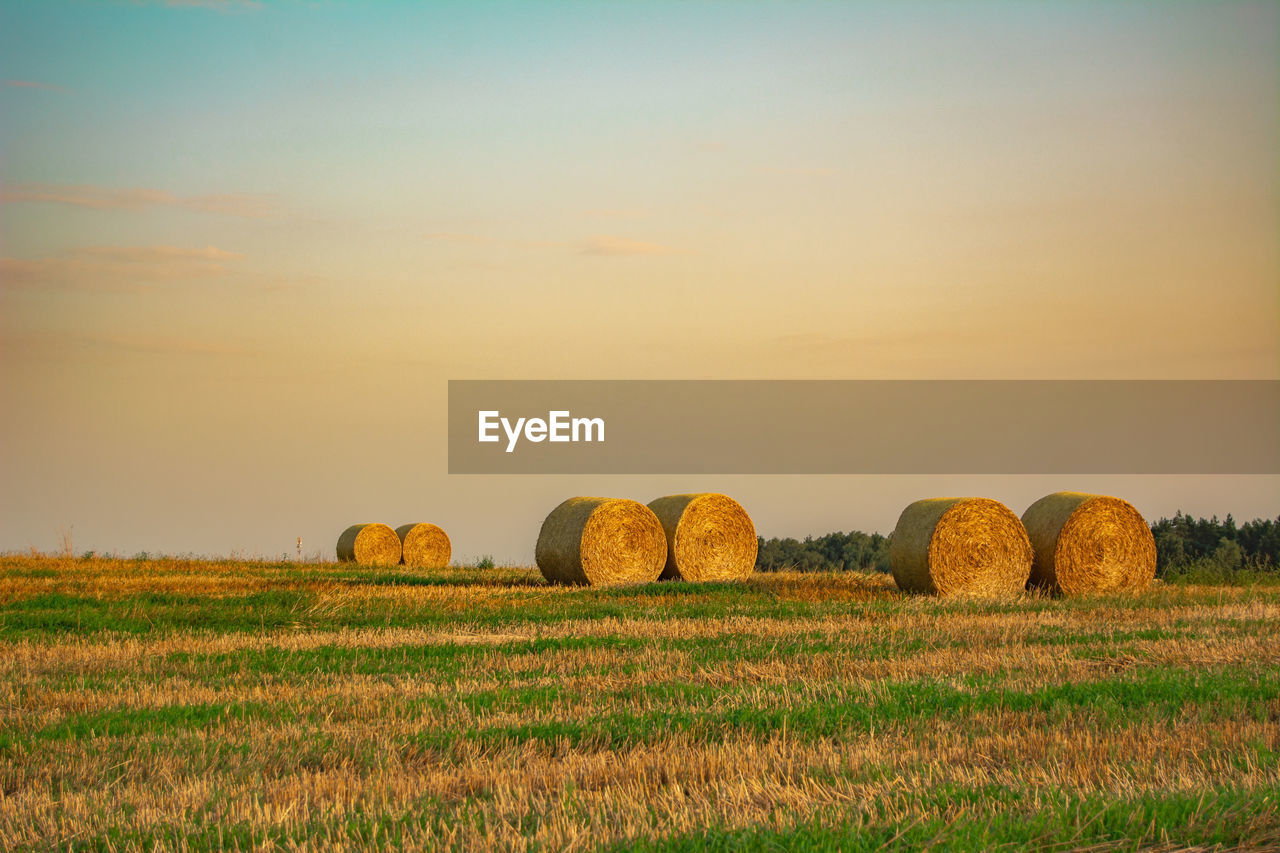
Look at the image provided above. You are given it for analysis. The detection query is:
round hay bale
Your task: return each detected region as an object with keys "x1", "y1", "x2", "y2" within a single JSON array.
[
  {"x1": 1021, "y1": 492, "x2": 1156, "y2": 595},
  {"x1": 889, "y1": 497, "x2": 1032, "y2": 597},
  {"x1": 335, "y1": 523, "x2": 401, "y2": 566},
  {"x1": 535, "y1": 497, "x2": 667, "y2": 587},
  {"x1": 647, "y1": 493, "x2": 758, "y2": 582},
  {"x1": 395, "y1": 523, "x2": 451, "y2": 568}
]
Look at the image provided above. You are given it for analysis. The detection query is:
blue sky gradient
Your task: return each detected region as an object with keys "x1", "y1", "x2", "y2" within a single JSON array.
[{"x1": 2, "y1": 1, "x2": 1276, "y2": 559}]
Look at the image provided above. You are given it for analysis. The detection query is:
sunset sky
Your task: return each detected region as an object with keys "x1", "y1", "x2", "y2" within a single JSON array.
[{"x1": 2, "y1": 1, "x2": 1277, "y2": 561}]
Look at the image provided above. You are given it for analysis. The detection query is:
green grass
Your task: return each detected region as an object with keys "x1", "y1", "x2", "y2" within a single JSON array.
[
  {"x1": 618, "y1": 785, "x2": 1280, "y2": 853},
  {"x1": 2, "y1": 572, "x2": 1261, "y2": 641},
  {"x1": 1, "y1": 555, "x2": 1278, "y2": 851}
]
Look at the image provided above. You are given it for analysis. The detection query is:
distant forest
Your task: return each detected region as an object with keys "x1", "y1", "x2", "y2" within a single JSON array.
[{"x1": 755, "y1": 512, "x2": 1280, "y2": 576}]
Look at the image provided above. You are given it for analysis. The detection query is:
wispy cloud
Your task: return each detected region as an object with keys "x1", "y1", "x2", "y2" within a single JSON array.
[
  {"x1": 581, "y1": 235, "x2": 684, "y2": 257},
  {"x1": 583, "y1": 208, "x2": 646, "y2": 219},
  {"x1": 1, "y1": 245, "x2": 243, "y2": 291},
  {"x1": 72, "y1": 245, "x2": 241, "y2": 263},
  {"x1": 425, "y1": 232, "x2": 573, "y2": 250},
  {"x1": 254, "y1": 273, "x2": 328, "y2": 293},
  {"x1": 3, "y1": 329, "x2": 254, "y2": 357},
  {"x1": 0, "y1": 258, "x2": 49, "y2": 288},
  {"x1": 79, "y1": 332, "x2": 254, "y2": 355},
  {"x1": 759, "y1": 166, "x2": 837, "y2": 177},
  {"x1": 772, "y1": 328, "x2": 1006, "y2": 355},
  {"x1": 516, "y1": 239, "x2": 574, "y2": 249},
  {"x1": 1, "y1": 183, "x2": 274, "y2": 218},
  {"x1": 2, "y1": 80, "x2": 65, "y2": 92},
  {"x1": 425, "y1": 231, "x2": 681, "y2": 256},
  {"x1": 149, "y1": 0, "x2": 262, "y2": 10},
  {"x1": 424, "y1": 231, "x2": 491, "y2": 244},
  {"x1": 767, "y1": 325, "x2": 1280, "y2": 380}
]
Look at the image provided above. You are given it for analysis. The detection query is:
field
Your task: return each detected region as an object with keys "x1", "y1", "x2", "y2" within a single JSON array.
[{"x1": 1, "y1": 555, "x2": 1278, "y2": 851}]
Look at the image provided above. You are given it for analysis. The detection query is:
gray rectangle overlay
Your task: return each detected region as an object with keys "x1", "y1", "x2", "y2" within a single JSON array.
[{"x1": 448, "y1": 380, "x2": 1280, "y2": 474}]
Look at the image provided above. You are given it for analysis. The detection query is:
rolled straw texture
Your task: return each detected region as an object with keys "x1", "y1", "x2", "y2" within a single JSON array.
[
  {"x1": 395, "y1": 523, "x2": 451, "y2": 568},
  {"x1": 890, "y1": 497, "x2": 1033, "y2": 597},
  {"x1": 1021, "y1": 492, "x2": 1156, "y2": 595},
  {"x1": 647, "y1": 493, "x2": 757, "y2": 582},
  {"x1": 535, "y1": 497, "x2": 667, "y2": 587},
  {"x1": 335, "y1": 523, "x2": 402, "y2": 566}
]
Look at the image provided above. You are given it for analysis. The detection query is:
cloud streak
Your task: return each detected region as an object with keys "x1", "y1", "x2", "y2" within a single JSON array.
[
  {"x1": 424, "y1": 232, "x2": 491, "y2": 244},
  {"x1": 78, "y1": 331, "x2": 254, "y2": 356},
  {"x1": 2, "y1": 329, "x2": 254, "y2": 358},
  {"x1": 2, "y1": 80, "x2": 65, "y2": 91},
  {"x1": 583, "y1": 208, "x2": 646, "y2": 219},
  {"x1": 424, "y1": 232, "x2": 574, "y2": 250},
  {"x1": 147, "y1": 0, "x2": 262, "y2": 10},
  {"x1": 759, "y1": 166, "x2": 837, "y2": 177},
  {"x1": 425, "y1": 231, "x2": 685, "y2": 256},
  {"x1": 1, "y1": 183, "x2": 274, "y2": 218},
  {"x1": 581, "y1": 235, "x2": 684, "y2": 256},
  {"x1": 1, "y1": 245, "x2": 243, "y2": 291},
  {"x1": 72, "y1": 245, "x2": 241, "y2": 262}
]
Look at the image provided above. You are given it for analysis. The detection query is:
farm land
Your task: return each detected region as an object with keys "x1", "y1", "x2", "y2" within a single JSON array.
[{"x1": 1, "y1": 555, "x2": 1278, "y2": 851}]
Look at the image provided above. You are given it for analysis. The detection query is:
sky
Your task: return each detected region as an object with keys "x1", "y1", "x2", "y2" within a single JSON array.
[{"x1": 1, "y1": 0, "x2": 1277, "y2": 562}]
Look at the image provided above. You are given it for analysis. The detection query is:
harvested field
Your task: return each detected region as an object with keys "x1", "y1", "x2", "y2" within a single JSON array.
[{"x1": 1, "y1": 553, "x2": 1278, "y2": 852}]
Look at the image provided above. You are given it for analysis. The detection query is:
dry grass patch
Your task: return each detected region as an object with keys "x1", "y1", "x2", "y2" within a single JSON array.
[{"x1": 1, "y1": 556, "x2": 1278, "y2": 851}]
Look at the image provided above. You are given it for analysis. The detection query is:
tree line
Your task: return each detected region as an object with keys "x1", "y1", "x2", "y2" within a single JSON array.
[
  {"x1": 755, "y1": 512, "x2": 1280, "y2": 576},
  {"x1": 1151, "y1": 512, "x2": 1279, "y2": 574}
]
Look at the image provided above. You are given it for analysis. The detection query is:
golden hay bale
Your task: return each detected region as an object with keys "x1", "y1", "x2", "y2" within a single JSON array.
[
  {"x1": 1021, "y1": 492, "x2": 1156, "y2": 595},
  {"x1": 535, "y1": 497, "x2": 667, "y2": 587},
  {"x1": 335, "y1": 523, "x2": 401, "y2": 566},
  {"x1": 395, "y1": 523, "x2": 451, "y2": 568},
  {"x1": 647, "y1": 493, "x2": 758, "y2": 582},
  {"x1": 889, "y1": 497, "x2": 1033, "y2": 597}
]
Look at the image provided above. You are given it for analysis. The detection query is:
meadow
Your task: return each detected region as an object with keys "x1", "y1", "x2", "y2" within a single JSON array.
[{"x1": 1, "y1": 554, "x2": 1278, "y2": 851}]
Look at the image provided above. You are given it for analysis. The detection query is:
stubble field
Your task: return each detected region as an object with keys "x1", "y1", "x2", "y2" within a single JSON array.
[{"x1": 1, "y1": 554, "x2": 1278, "y2": 851}]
